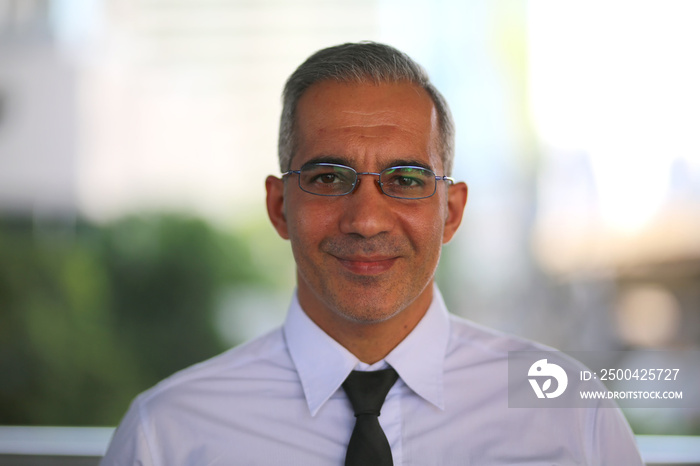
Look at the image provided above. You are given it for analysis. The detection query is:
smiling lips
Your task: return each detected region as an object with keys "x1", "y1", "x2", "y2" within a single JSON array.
[{"x1": 335, "y1": 256, "x2": 399, "y2": 275}]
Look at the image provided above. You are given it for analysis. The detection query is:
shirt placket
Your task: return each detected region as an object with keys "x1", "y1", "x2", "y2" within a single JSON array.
[{"x1": 378, "y1": 381, "x2": 403, "y2": 465}]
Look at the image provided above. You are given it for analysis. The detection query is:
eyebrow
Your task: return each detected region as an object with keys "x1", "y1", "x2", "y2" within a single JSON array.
[
  {"x1": 300, "y1": 155, "x2": 434, "y2": 172},
  {"x1": 386, "y1": 159, "x2": 433, "y2": 171},
  {"x1": 300, "y1": 155, "x2": 349, "y2": 169}
]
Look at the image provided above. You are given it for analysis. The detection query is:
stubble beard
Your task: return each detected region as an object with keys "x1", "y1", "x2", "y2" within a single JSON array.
[{"x1": 297, "y1": 234, "x2": 435, "y2": 325}]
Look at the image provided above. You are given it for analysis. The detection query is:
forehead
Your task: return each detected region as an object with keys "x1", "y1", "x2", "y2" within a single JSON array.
[{"x1": 293, "y1": 80, "x2": 440, "y2": 169}]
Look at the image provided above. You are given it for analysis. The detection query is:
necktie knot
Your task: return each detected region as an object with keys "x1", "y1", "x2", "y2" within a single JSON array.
[
  {"x1": 343, "y1": 368, "x2": 398, "y2": 417},
  {"x1": 342, "y1": 368, "x2": 398, "y2": 466}
]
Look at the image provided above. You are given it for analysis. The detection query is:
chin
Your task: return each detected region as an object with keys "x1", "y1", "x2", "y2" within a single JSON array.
[
  {"x1": 327, "y1": 292, "x2": 406, "y2": 324},
  {"x1": 336, "y1": 307, "x2": 401, "y2": 325}
]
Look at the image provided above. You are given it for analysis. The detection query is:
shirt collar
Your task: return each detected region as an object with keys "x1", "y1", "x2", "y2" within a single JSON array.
[
  {"x1": 384, "y1": 285, "x2": 449, "y2": 410},
  {"x1": 283, "y1": 285, "x2": 449, "y2": 416}
]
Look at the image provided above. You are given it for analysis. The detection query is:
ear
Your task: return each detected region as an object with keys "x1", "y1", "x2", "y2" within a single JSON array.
[
  {"x1": 266, "y1": 175, "x2": 290, "y2": 240},
  {"x1": 442, "y1": 181, "x2": 468, "y2": 244}
]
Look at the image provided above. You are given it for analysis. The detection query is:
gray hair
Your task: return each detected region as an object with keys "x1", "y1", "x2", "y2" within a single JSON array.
[{"x1": 278, "y1": 42, "x2": 455, "y2": 175}]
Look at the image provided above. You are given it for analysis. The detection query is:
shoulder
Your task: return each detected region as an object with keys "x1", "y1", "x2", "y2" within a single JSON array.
[
  {"x1": 135, "y1": 326, "x2": 295, "y2": 410},
  {"x1": 102, "y1": 327, "x2": 304, "y2": 464},
  {"x1": 442, "y1": 315, "x2": 642, "y2": 464},
  {"x1": 446, "y1": 313, "x2": 555, "y2": 356},
  {"x1": 444, "y1": 313, "x2": 591, "y2": 388}
]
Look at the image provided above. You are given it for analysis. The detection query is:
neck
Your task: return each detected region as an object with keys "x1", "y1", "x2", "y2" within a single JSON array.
[
  {"x1": 298, "y1": 284, "x2": 433, "y2": 364},
  {"x1": 329, "y1": 319, "x2": 421, "y2": 364}
]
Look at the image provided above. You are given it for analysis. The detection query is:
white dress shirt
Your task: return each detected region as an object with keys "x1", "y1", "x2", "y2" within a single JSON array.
[{"x1": 101, "y1": 286, "x2": 643, "y2": 465}]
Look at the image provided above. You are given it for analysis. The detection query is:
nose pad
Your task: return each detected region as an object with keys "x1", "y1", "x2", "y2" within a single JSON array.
[
  {"x1": 351, "y1": 175, "x2": 383, "y2": 196},
  {"x1": 340, "y1": 174, "x2": 393, "y2": 238}
]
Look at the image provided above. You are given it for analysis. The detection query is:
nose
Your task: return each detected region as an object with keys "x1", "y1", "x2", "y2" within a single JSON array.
[{"x1": 338, "y1": 174, "x2": 395, "y2": 238}]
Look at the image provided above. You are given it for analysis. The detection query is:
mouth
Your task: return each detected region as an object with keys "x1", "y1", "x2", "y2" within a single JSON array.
[{"x1": 334, "y1": 255, "x2": 399, "y2": 275}]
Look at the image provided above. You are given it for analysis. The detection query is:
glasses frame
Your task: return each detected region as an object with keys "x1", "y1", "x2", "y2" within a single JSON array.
[{"x1": 282, "y1": 162, "x2": 455, "y2": 200}]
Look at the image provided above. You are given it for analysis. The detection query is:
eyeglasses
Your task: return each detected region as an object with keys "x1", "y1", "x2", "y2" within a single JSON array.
[{"x1": 283, "y1": 163, "x2": 454, "y2": 200}]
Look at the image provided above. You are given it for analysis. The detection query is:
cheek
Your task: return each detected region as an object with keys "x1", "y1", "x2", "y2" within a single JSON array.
[
  {"x1": 398, "y1": 204, "x2": 446, "y2": 253},
  {"x1": 404, "y1": 200, "x2": 446, "y2": 237},
  {"x1": 287, "y1": 200, "x2": 339, "y2": 247}
]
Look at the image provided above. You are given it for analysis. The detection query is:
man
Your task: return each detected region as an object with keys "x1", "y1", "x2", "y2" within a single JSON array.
[{"x1": 102, "y1": 42, "x2": 643, "y2": 465}]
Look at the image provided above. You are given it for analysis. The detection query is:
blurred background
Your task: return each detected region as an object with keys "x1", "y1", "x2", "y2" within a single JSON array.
[{"x1": 1, "y1": 0, "x2": 699, "y2": 462}]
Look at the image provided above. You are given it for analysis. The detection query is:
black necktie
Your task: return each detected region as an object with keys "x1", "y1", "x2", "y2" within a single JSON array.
[{"x1": 342, "y1": 368, "x2": 399, "y2": 466}]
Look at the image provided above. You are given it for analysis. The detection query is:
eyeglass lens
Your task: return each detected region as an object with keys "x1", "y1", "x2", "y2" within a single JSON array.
[{"x1": 298, "y1": 163, "x2": 436, "y2": 199}]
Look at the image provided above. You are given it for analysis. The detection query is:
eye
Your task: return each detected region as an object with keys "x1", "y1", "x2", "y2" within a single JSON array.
[
  {"x1": 299, "y1": 164, "x2": 356, "y2": 193},
  {"x1": 394, "y1": 175, "x2": 422, "y2": 187},
  {"x1": 311, "y1": 168, "x2": 355, "y2": 185},
  {"x1": 383, "y1": 168, "x2": 428, "y2": 188},
  {"x1": 312, "y1": 172, "x2": 342, "y2": 184}
]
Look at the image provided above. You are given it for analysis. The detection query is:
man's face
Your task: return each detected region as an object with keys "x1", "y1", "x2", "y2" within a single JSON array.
[{"x1": 267, "y1": 80, "x2": 466, "y2": 328}]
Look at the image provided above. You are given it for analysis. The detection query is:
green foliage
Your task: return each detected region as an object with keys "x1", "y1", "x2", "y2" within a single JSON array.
[{"x1": 0, "y1": 214, "x2": 277, "y2": 426}]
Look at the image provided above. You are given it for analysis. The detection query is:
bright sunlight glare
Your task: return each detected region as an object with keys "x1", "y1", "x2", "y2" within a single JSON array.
[{"x1": 529, "y1": 0, "x2": 700, "y2": 234}]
